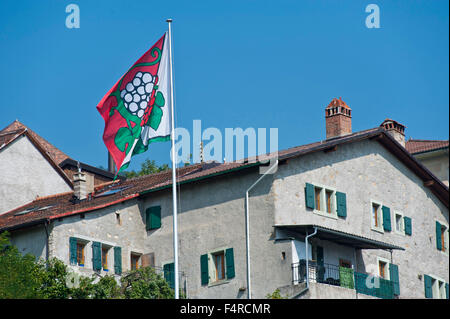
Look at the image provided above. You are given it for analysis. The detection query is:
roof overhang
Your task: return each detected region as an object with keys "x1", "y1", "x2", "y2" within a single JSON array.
[{"x1": 275, "y1": 225, "x2": 404, "y2": 250}]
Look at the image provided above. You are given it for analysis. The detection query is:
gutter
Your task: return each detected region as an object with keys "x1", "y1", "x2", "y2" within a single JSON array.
[
  {"x1": 244, "y1": 160, "x2": 278, "y2": 299},
  {"x1": 49, "y1": 193, "x2": 139, "y2": 220}
]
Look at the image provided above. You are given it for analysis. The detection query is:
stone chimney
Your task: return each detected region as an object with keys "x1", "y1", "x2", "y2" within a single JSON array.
[
  {"x1": 380, "y1": 119, "x2": 406, "y2": 147},
  {"x1": 73, "y1": 162, "x2": 87, "y2": 200},
  {"x1": 325, "y1": 97, "x2": 352, "y2": 139}
]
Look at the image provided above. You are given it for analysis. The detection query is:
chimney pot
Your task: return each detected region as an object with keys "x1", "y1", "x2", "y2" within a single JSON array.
[
  {"x1": 73, "y1": 171, "x2": 87, "y2": 200},
  {"x1": 325, "y1": 97, "x2": 352, "y2": 139},
  {"x1": 380, "y1": 119, "x2": 406, "y2": 147}
]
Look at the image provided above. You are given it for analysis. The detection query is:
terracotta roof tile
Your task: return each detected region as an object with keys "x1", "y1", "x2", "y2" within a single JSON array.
[
  {"x1": 406, "y1": 139, "x2": 449, "y2": 154},
  {"x1": 1, "y1": 126, "x2": 448, "y2": 231}
]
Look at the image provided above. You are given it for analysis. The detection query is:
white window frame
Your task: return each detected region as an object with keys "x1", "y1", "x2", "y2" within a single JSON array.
[
  {"x1": 428, "y1": 274, "x2": 447, "y2": 299},
  {"x1": 394, "y1": 211, "x2": 405, "y2": 236},
  {"x1": 370, "y1": 200, "x2": 384, "y2": 233},
  {"x1": 436, "y1": 219, "x2": 449, "y2": 256},
  {"x1": 312, "y1": 183, "x2": 338, "y2": 220},
  {"x1": 376, "y1": 256, "x2": 390, "y2": 280}
]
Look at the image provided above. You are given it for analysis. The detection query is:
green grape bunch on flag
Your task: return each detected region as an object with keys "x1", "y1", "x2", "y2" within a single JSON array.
[{"x1": 97, "y1": 33, "x2": 172, "y2": 175}]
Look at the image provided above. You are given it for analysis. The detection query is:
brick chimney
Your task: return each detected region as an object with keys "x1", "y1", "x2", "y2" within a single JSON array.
[
  {"x1": 325, "y1": 97, "x2": 352, "y2": 139},
  {"x1": 73, "y1": 162, "x2": 87, "y2": 200},
  {"x1": 380, "y1": 119, "x2": 406, "y2": 147}
]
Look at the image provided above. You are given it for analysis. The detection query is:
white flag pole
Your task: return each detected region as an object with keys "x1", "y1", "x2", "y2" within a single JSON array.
[{"x1": 166, "y1": 18, "x2": 179, "y2": 299}]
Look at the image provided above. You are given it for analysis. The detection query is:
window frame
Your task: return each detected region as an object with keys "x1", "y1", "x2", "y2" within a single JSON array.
[
  {"x1": 130, "y1": 252, "x2": 142, "y2": 270},
  {"x1": 436, "y1": 220, "x2": 449, "y2": 256},
  {"x1": 376, "y1": 256, "x2": 390, "y2": 280},
  {"x1": 206, "y1": 247, "x2": 232, "y2": 286},
  {"x1": 428, "y1": 274, "x2": 447, "y2": 299},
  {"x1": 370, "y1": 200, "x2": 384, "y2": 233},
  {"x1": 76, "y1": 242, "x2": 86, "y2": 267},
  {"x1": 101, "y1": 244, "x2": 111, "y2": 272},
  {"x1": 394, "y1": 211, "x2": 405, "y2": 236},
  {"x1": 312, "y1": 183, "x2": 338, "y2": 220}
]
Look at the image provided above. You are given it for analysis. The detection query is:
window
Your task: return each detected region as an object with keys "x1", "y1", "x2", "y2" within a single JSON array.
[
  {"x1": 436, "y1": 221, "x2": 449, "y2": 254},
  {"x1": 131, "y1": 253, "x2": 141, "y2": 270},
  {"x1": 200, "y1": 248, "x2": 235, "y2": 286},
  {"x1": 371, "y1": 201, "x2": 383, "y2": 232},
  {"x1": 310, "y1": 183, "x2": 338, "y2": 219},
  {"x1": 377, "y1": 257, "x2": 390, "y2": 280},
  {"x1": 70, "y1": 237, "x2": 88, "y2": 267},
  {"x1": 102, "y1": 247, "x2": 109, "y2": 271},
  {"x1": 394, "y1": 211, "x2": 404, "y2": 235},
  {"x1": 77, "y1": 243, "x2": 85, "y2": 266},
  {"x1": 425, "y1": 274, "x2": 448, "y2": 299},
  {"x1": 213, "y1": 251, "x2": 225, "y2": 281},
  {"x1": 325, "y1": 190, "x2": 333, "y2": 214},
  {"x1": 314, "y1": 187, "x2": 322, "y2": 211},
  {"x1": 440, "y1": 224, "x2": 448, "y2": 253}
]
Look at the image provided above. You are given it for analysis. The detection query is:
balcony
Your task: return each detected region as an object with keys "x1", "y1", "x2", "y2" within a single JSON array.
[{"x1": 292, "y1": 260, "x2": 396, "y2": 299}]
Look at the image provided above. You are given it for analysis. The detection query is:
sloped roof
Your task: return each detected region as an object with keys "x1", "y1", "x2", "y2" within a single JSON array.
[
  {"x1": 406, "y1": 139, "x2": 449, "y2": 155},
  {"x1": 1, "y1": 126, "x2": 448, "y2": 232},
  {"x1": 0, "y1": 120, "x2": 70, "y2": 164}
]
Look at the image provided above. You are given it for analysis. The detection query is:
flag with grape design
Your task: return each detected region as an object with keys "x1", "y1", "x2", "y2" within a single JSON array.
[{"x1": 97, "y1": 33, "x2": 171, "y2": 174}]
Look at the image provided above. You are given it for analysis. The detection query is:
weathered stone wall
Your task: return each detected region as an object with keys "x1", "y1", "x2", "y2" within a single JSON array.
[
  {"x1": 9, "y1": 225, "x2": 47, "y2": 260},
  {"x1": 0, "y1": 135, "x2": 72, "y2": 214},
  {"x1": 273, "y1": 139, "x2": 449, "y2": 298},
  {"x1": 414, "y1": 150, "x2": 449, "y2": 186},
  {"x1": 140, "y1": 169, "x2": 291, "y2": 299},
  {"x1": 49, "y1": 198, "x2": 147, "y2": 277}
]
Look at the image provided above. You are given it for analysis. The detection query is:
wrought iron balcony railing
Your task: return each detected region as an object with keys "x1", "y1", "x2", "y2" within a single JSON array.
[{"x1": 292, "y1": 260, "x2": 395, "y2": 299}]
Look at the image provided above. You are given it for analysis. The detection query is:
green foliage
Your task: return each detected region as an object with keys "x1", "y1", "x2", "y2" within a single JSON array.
[
  {"x1": 123, "y1": 159, "x2": 169, "y2": 178},
  {"x1": 0, "y1": 231, "x2": 42, "y2": 298},
  {"x1": 0, "y1": 232, "x2": 175, "y2": 299},
  {"x1": 266, "y1": 289, "x2": 285, "y2": 299},
  {"x1": 120, "y1": 266, "x2": 174, "y2": 299},
  {"x1": 36, "y1": 258, "x2": 71, "y2": 299}
]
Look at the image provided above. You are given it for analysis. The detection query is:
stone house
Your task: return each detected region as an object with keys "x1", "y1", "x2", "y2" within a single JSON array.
[
  {"x1": 0, "y1": 120, "x2": 114, "y2": 214},
  {"x1": 0, "y1": 98, "x2": 448, "y2": 299}
]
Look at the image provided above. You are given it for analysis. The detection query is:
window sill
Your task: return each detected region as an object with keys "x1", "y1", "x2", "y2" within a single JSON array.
[
  {"x1": 394, "y1": 230, "x2": 405, "y2": 236},
  {"x1": 313, "y1": 209, "x2": 338, "y2": 220},
  {"x1": 208, "y1": 279, "x2": 231, "y2": 288},
  {"x1": 371, "y1": 226, "x2": 384, "y2": 234}
]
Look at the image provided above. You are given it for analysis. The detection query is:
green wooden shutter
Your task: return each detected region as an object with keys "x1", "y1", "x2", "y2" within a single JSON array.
[
  {"x1": 69, "y1": 237, "x2": 77, "y2": 265},
  {"x1": 382, "y1": 206, "x2": 391, "y2": 232},
  {"x1": 92, "y1": 242, "x2": 102, "y2": 271},
  {"x1": 146, "y1": 206, "x2": 161, "y2": 230},
  {"x1": 424, "y1": 274, "x2": 433, "y2": 298},
  {"x1": 446, "y1": 283, "x2": 449, "y2": 299},
  {"x1": 389, "y1": 263, "x2": 400, "y2": 296},
  {"x1": 114, "y1": 247, "x2": 122, "y2": 275},
  {"x1": 404, "y1": 216, "x2": 412, "y2": 236},
  {"x1": 336, "y1": 191, "x2": 347, "y2": 218},
  {"x1": 225, "y1": 248, "x2": 235, "y2": 279},
  {"x1": 200, "y1": 254, "x2": 209, "y2": 285},
  {"x1": 436, "y1": 221, "x2": 442, "y2": 250},
  {"x1": 164, "y1": 263, "x2": 175, "y2": 289},
  {"x1": 305, "y1": 183, "x2": 315, "y2": 209}
]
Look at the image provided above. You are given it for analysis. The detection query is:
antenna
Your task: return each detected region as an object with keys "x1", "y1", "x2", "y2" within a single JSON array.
[{"x1": 200, "y1": 141, "x2": 204, "y2": 163}]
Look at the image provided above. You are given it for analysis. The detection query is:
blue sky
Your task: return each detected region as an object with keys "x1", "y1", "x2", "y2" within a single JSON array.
[{"x1": 0, "y1": 0, "x2": 448, "y2": 171}]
